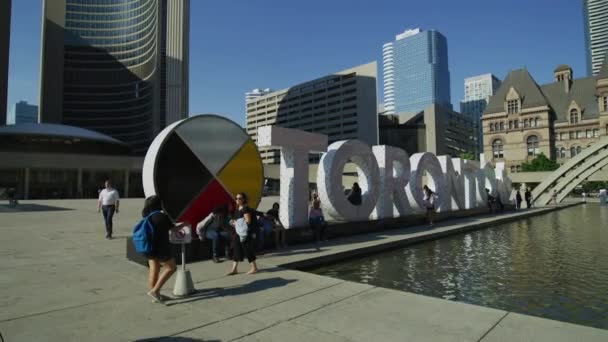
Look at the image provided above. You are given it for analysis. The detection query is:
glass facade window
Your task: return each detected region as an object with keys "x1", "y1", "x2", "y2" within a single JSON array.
[
  {"x1": 507, "y1": 100, "x2": 519, "y2": 114},
  {"x1": 527, "y1": 135, "x2": 539, "y2": 156},
  {"x1": 382, "y1": 30, "x2": 451, "y2": 114}
]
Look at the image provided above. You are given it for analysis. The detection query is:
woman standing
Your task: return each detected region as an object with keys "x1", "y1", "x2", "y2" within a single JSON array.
[
  {"x1": 423, "y1": 185, "x2": 437, "y2": 226},
  {"x1": 141, "y1": 195, "x2": 188, "y2": 304},
  {"x1": 227, "y1": 193, "x2": 259, "y2": 275}
]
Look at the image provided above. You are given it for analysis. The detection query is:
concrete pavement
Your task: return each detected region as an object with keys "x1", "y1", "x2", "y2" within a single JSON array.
[{"x1": 1, "y1": 199, "x2": 606, "y2": 341}]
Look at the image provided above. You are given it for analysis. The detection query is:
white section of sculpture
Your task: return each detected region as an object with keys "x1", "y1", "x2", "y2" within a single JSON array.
[
  {"x1": 143, "y1": 120, "x2": 184, "y2": 197},
  {"x1": 406, "y1": 153, "x2": 447, "y2": 212},
  {"x1": 439, "y1": 156, "x2": 464, "y2": 210},
  {"x1": 371, "y1": 145, "x2": 411, "y2": 219},
  {"x1": 317, "y1": 140, "x2": 380, "y2": 221},
  {"x1": 257, "y1": 126, "x2": 328, "y2": 228}
]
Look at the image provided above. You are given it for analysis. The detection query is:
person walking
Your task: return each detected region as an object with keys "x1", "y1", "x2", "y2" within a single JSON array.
[
  {"x1": 140, "y1": 195, "x2": 188, "y2": 304},
  {"x1": 549, "y1": 190, "x2": 559, "y2": 205},
  {"x1": 196, "y1": 206, "x2": 230, "y2": 263},
  {"x1": 97, "y1": 179, "x2": 119, "y2": 239},
  {"x1": 227, "y1": 193, "x2": 259, "y2": 275},
  {"x1": 515, "y1": 191, "x2": 523, "y2": 210},
  {"x1": 485, "y1": 188, "x2": 496, "y2": 213},
  {"x1": 423, "y1": 185, "x2": 437, "y2": 226},
  {"x1": 525, "y1": 188, "x2": 532, "y2": 208}
]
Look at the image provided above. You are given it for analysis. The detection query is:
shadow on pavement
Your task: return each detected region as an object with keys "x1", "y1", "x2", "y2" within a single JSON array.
[
  {"x1": 166, "y1": 277, "x2": 297, "y2": 306},
  {"x1": 0, "y1": 204, "x2": 73, "y2": 212},
  {"x1": 134, "y1": 337, "x2": 220, "y2": 342}
]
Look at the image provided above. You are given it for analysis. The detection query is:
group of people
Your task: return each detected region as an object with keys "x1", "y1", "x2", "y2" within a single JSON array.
[{"x1": 514, "y1": 188, "x2": 533, "y2": 209}]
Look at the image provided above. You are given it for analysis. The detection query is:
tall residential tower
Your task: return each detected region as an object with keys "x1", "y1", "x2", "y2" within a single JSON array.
[
  {"x1": 0, "y1": 0, "x2": 11, "y2": 125},
  {"x1": 583, "y1": 0, "x2": 608, "y2": 76},
  {"x1": 383, "y1": 28, "x2": 451, "y2": 115},
  {"x1": 39, "y1": 0, "x2": 190, "y2": 154}
]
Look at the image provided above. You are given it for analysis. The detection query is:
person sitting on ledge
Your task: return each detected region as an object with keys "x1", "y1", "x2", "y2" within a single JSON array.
[
  {"x1": 309, "y1": 199, "x2": 328, "y2": 244},
  {"x1": 347, "y1": 182, "x2": 362, "y2": 206},
  {"x1": 266, "y1": 202, "x2": 287, "y2": 250},
  {"x1": 196, "y1": 205, "x2": 230, "y2": 263}
]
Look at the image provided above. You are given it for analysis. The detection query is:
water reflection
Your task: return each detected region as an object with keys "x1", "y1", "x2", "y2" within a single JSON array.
[{"x1": 311, "y1": 204, "x2": 608, "y2": 329}]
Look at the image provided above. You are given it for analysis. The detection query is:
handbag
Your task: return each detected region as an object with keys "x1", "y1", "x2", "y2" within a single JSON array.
[{"x1": 235, "y1": 218, "x2": 249, "y2": 242}]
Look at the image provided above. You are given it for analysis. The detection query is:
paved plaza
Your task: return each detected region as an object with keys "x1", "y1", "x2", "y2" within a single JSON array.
[{"x1": 1, "y1": 199, "x2": 607, "y2": 341}]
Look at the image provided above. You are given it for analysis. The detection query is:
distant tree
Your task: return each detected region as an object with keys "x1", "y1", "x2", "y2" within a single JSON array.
[
  {"x1": 521, "y1": 153, "x2": 560, "y2": 172},
  {"x1": 459, "y1": 152, "x2": 476, "y2": 160}
]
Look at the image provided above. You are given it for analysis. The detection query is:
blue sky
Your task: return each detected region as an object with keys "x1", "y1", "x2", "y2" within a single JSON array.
[{"x1": 8, "y1": 0, "x2": 586, "y2": 125}]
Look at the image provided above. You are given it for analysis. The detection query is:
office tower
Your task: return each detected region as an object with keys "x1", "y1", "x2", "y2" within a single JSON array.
[
  {"x1": 8, "y1": 101, "x2": 38, "y2": 124},
  {"x1": 0, "y1": 0, "x2": 11, "y2": 125},
  {"x1": 383, "y1": 28, "x2": 451, "y2": 115},
  {"x1": 584, "y1": 0, "x2": 608, "y2": 76},
  {"x1": 460, "y1": 74, "x2": 501, "y2": 151},
  {"x1": 246, "y1": 62, "x2": 378, "y2": 164},
  {"x1": 39, "y1": 0, "x2": 189, "y2": 154},
  {"x1": 245, "y1": 88, "x2": 273, "y2": 103}
]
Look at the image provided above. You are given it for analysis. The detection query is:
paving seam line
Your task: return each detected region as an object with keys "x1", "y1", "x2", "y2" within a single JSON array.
[
  {"x1": 476, "y1": 311, "x2": 510, "y2": 342},
  {"x1": 165, "y1": 281, "x2": 347, "y2": 338},
  {"x1": 227, "y1": 286, "x2": 376, "y2": 341},
  {"x1": 0, "y1": 295, "x2": 135, "y2": 323}
]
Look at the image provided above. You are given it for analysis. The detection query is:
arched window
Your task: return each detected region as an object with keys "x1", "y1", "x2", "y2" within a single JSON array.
[
  {"x1": 514, "y1": 120, "x2": 519, "y2": 128},
  {"x1": 499, "y1": 122, "x2": 504, "y2": 131},
  {"x1": 535, "y1": 117, "x2": 539, "y2": 127},
  {"x1": 524, "y1": 119, "x2": 529, "y2": 128},
  {"x1": 570, "y1": 109, "x2": 579, "y2": 124},
  {"x1": 560, "y1": 147, "x2": 566, "y2": 158},
  {"x1": 509, "y1": 121, "x2": 514, "y2": 130},
  {"x1": 490, "y1": 123, "x2": 494, "y2": 131},
  {"x1": 577, "y1": 146, "x2": 582, "y2": 155},
  {"x1": 527, "y1": 135, "x2": 539, "y2": 156},
  {"x1": 570, "y1": 146, "x2": 576, "y2": 157},
  {"x1": 492, "y1": 139, "x2": 504, "y2": 159}
]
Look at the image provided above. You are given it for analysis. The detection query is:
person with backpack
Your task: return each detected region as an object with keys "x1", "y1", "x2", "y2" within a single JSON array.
[
  {"x1": 423, "y1": 185, "x2": 438, "y2": 226},
  {"x1": 226, "y1": 192, "x2": 259, "y2": 275},
  {"x1": 134, "y1": 195, "x2": 188, "y2": 304}
]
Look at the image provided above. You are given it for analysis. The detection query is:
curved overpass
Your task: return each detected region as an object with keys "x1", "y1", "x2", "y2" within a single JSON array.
[{"x1": 531, "y1": 136, "x2": 608, "y2": 205}]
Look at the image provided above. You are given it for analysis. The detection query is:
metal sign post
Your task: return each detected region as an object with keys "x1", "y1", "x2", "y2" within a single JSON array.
[{"x1": 170, "y1": 225, "x2": 194, "y2": 297}]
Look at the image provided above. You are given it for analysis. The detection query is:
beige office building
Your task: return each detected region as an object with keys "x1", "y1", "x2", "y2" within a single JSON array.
[
  {"x1": 246, "y1": 62, "x2": 378, "y2": 164},
  {"x1": 379, "y1": 104, "x2": 477, "y2": 158},
  {"x1": 39, "y1": 0, "x2": 189, "y2": 154},
  {"x1": 482, "y1": 60, "x2": 608, "y2": 172}
]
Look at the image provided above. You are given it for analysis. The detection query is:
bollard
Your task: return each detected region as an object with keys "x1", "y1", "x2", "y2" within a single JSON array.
[{"x1": 173, "y1": 243, "x2": 194, "y2": 296}]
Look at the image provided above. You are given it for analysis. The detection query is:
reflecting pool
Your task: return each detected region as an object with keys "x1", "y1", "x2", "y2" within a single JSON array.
[{"x1": 311, "y1": 204, "x2": 608, "y2": 329}]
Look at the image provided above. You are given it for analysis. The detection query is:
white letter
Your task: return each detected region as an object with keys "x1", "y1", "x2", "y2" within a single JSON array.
[
  {"x1": 257, "y1": 126, "x2": 327, "y2": 228},
  {"x1": 406, "y1": 153, "x2": 446, "y2": 212},
  {"x1": 372, "y1": 145, "x2": 411, "y2": 219},
  {"x1": 317, "y1": 140, "x2": 380, "y2": 221}
]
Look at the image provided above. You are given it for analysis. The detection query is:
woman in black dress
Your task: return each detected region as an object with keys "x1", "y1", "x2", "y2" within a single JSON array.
[
  {"x1": 141, "y1": 195, "x2": 188, "y2": 303},
  {"x1": 227, "y1": 192, "x2": 259, "y2": 275}
]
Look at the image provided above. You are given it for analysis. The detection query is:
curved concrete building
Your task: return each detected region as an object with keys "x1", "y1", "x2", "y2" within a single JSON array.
[{"x1": 39, "y1": 0, "x2": 189, "y2": 154}]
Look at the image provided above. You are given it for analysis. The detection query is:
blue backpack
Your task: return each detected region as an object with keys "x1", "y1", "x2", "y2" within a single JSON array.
[{"x1": 132, "y1": 210, "x2": 160, "y2": 254}]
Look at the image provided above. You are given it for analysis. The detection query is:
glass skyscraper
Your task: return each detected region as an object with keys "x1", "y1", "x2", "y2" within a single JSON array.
[
  {"x1": 583, "y1": 0, "x2": 608, "y2": 76},
  {"x1": 39, "y1": 0, "x2": 189, "y2": 154},
  {"x1": 460, "y1": 74, "x2": 501, "y2": 152},
  {"x1": 383, "y1": 28, "x2": 451, "y2": 115}
]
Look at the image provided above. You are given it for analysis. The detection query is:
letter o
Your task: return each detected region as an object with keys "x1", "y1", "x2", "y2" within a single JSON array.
[{"x1": 317, "y1": 140, "x2": 380, "y2": 221}]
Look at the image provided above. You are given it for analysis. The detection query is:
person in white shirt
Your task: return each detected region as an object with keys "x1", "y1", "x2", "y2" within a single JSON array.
[{"x1": 97, "y1": 180, "x2": 120, "y2": 239}]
